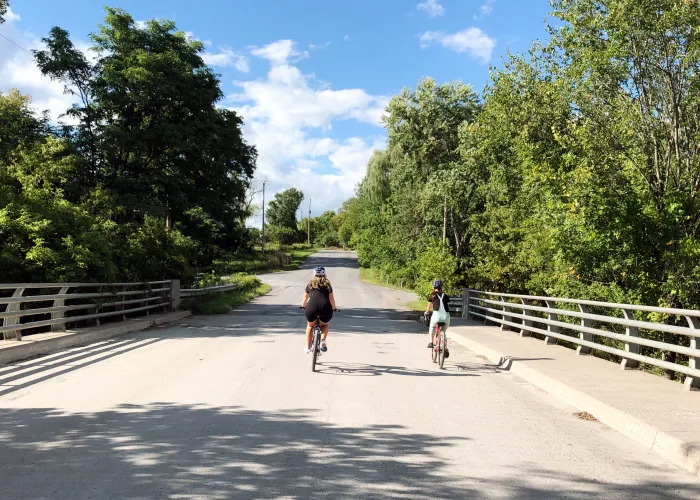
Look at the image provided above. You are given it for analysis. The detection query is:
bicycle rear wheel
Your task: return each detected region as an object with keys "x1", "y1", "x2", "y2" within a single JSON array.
[
  {"x1": 431, "y1": 329, "x2": 439, "y2": 363},
  {"x1": 311, "y1": 329, "x2": 320, "y2": 372},
  {"x1": 438, "y1": 334, "x2": 446, "y2": 369}
]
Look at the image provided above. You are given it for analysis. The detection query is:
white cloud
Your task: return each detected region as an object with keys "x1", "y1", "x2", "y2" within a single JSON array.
[
  {"x1": 0, "y1": 10, "x2": 78, "y2": 122},
  {"x1": 309, "y1": 41, "x2": 331, "y2": 50},
  {"x1": 202, "y1": 47, "x2": 249, "y2": 72},
  {"x1": 4, "y1": 7, "x2": 21, "y2": 23},
  {"x1": 417, "y1": 0, "x2": 444, "y2": 17},
  {"x1": 343, "y1": 35, "x2": 350, "y2": 42},
  {"x1": 250, "y1": 39, "x2": 309, "y2": 66},
  {"x1": 474, "y1": 0, "x2": 496, "y2": 20},
  {"x1": 230, "y1": 42, "x2": 389, "y2": 219},
  {"x1": 420, "y1": 28, "x2": 496, "y2": 63}
]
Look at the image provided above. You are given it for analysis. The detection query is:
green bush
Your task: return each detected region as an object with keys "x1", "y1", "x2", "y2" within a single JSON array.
[{"x1": 415, "y1": 242, "x2": 459, "y2": 298}]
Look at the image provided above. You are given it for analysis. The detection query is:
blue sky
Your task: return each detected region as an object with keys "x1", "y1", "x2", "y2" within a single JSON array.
[{"x1": 1, "y1": 0, "x2": 553, "y2": 219}]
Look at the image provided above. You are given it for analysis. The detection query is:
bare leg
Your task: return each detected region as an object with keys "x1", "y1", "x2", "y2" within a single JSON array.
[
  {"x1": 320, "y1": 323, "x2": 329, "y2": 341},
  {"x1": 305, "y1": 322, "x2": 314, "y2": 349}
]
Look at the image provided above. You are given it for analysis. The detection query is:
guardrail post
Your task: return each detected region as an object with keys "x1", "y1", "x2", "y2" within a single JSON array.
[
  {"x1": 170, "y1": 280, "x2": 180, "y2": 311},
  {"x1": 51, "y1": 286, "x2": 70, "y2": 332},
  {"x1": 620, "y1": 309, "x2": 640, "y2": 369},
  {"x1": 3, "y1": 287, "x2": 25, "y2": 340},
  {"x1": 500, "y1": 296, "x2": 510, "y2": 331},
  {"x1": 520, "y1": 298, "x2": 532, "y2": 337},
  {"x1": 544, "y1": 300, "x2": 558, "y2": 345},
  {"x1": 577, "y1": 304, "x2": 593, "y2": 355},
  {"x1": 462, "y1": 288, "x2": 470, "y2": 319},
  {"x1": 684, "y1": 316, "x2": 700, "y2": 391}
]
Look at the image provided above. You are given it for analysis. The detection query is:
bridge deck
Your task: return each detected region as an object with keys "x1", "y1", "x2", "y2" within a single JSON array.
[{"x1": 0, "y1": 251, "x2": 698, "y2": 499}]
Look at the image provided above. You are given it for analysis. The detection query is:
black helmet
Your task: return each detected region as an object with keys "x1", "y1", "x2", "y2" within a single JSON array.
[{"x1": 432, "y1": 279, "x2": 443, "y2": 289}]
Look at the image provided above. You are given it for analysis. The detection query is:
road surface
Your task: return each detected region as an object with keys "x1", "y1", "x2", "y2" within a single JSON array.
[{"x1": 1, "y1": 251, "x2": 699, "y2": 499}]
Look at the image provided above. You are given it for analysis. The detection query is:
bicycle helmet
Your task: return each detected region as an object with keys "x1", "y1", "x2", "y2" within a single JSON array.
[
  {"x1": 313, "y1": 266, "x2": 326, "y2": 277},
  {"x1": 432, "y1": 279, "x2": 443, "y2": 290}
]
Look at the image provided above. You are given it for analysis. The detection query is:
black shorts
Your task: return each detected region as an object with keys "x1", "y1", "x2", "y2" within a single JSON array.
[{"x1": 305, "y1": 302, "x2": 333, "y2": 324}]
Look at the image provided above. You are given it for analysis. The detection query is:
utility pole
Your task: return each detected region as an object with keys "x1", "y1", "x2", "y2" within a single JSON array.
[
  {"x1": 442, "y1": 194, "x2": 447, "y2": 245},
  {"x1": 261, "y1": 181, "x2": 266, "y2": 255},
  {"x1": 307, "y1": 198, "x2": 311, "y2": 246}
]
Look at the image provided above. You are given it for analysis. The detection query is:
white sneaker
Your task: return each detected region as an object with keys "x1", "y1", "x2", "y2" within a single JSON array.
[{"x1": 304, "y1": 348, "x2": 311, "y2": 354}]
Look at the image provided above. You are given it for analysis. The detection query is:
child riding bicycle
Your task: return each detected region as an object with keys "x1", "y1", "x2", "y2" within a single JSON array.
[{"x1": 423, "y1": 279, "x2": 450, "y2": 357}]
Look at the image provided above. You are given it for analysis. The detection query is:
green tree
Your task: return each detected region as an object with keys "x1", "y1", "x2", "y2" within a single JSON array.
[
  {"x1": 267, "y1": 188, "x2": 304, "y2": 231},
  {"x1": 0, "y1": 0, "x2": 8, "y2": 24},
  {"x1": 30, "y1": 7, "x2": 257, "y2": 273}
]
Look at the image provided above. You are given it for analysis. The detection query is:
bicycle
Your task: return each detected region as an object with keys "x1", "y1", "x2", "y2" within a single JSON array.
[
  {"x1": 432, "y1": 322, "x2": 448, "y2": 369},
  {"x1": 301, "y1": 307, "x2": 338, "y2": 372},
  {"x1": 310, "y1": 318, "x2": 322, "y2": 372},
  {"x1": 424, "y1": 312, "x2": 448, "y2": 369}
]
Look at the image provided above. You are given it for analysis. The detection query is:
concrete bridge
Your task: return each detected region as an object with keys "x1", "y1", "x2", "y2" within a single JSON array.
[{"x1": 1, "y1": 251, "x2": 699, "y2": 499}]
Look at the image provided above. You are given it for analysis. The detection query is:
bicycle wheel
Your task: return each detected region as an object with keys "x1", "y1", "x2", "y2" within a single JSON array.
[
  {"x1": 438, "y1": 334, "x2": 446, "y2": 369},
  {"x1": 311, "y1": 329, "x2": 320, "y2": 372},
  {"x1": 431, "y1": 329, "x2": 439, "y2": 363}
]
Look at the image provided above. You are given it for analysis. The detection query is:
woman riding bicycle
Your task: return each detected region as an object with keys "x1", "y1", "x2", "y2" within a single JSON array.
[
  {"x1": 301, "y1": 266, "x2": 337, "y2": 354},
  {"x1": 424, "y1": 279, "x2": 450, "y2": 356}
]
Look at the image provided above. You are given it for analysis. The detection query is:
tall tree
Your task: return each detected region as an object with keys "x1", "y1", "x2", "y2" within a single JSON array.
[
  {"x1": 267, "y1": 188, "x2": 304, "y2": 231},
  {"x1": 34, "y1": 8, "x2": 257, "y2": 264}
]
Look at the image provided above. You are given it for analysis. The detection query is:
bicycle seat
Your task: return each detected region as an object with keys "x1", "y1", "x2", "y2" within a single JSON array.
[{"x1": 436, "y1": 322, "x2": 446, "y2": 327}]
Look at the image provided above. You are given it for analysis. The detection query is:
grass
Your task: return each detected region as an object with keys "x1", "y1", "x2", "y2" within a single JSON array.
[
  {"x1": 281, "y1": 247, "x2": 319, "y2": 271},
  {"x1": 213, "y1": 245, "x2": 319, "y2": 275},
  {"x1": 359, "y1": 267, "x2": 426, "y2": 312},
  {"x1": 358, "y1": 267, "x2": 411, "y2": 290},
  {"x1": 188, "y1": 282, "x2": 272, "y2": 315},
  {"x1": 406, "y1": 299, "x2": 427, "y2": 312}
]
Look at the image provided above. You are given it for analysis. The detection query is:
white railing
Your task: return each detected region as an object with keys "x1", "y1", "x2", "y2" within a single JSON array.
[
  {"x1": 0, "y1": 280, "x2": 180, "y2": 341},
  {"x1": 460, "y1": 289, "x2": 700, "y2": 391}
]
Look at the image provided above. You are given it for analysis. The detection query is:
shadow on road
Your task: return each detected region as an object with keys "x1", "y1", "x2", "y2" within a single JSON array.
[
  {"x1": 299, "y1": 252, "x2": 359, "y2": 271},
  {"x1": 175, "y1": 304, "x2": 425, "y2": 336},
  {"x1": 0, "y1": 338, "x2": 162, "y2": 397},
  {"x1": 314, "y1": 361, "x2": 484, "y2": 377},
  {"x1": 0, "y1": 403, "x2": 696, "y2": 499}
]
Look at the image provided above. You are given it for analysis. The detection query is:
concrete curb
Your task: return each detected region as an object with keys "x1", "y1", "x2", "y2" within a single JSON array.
[
  {"x1": 449, "y1": 330, "x2": 700, "y2": 478},
  {"x1": 0, "y1": 310, "x2": 191, "y2": 368}
]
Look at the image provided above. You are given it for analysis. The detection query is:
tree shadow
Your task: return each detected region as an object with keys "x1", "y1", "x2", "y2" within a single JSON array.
[
  {"x1": 171, "y1": 304, "x2": 425, "y2": 337},
  {"x1": 299, "y1": 252, "x2": 359, "y2": 270},
  {"x1": 0, "y1": 403, "x2": 697, "y2": 499}
]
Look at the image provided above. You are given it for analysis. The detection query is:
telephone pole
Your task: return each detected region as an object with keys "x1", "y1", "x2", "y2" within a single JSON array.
[
  {"x1": 442, "y1": 194, "x2": 447, "y2": 245},
  {"x1": 261, "y1": 181, "x2": 266, "y2": 255},
  {"x1": 307, "y1": 199, "x2": 311, "y2": 246}
]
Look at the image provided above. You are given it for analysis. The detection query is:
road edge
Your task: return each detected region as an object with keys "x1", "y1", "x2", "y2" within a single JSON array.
[
  {"x1": 0, "y1": 310, "x2": 191, "y2": 368},
  {"x1": 448, "y1": 329, "x2": 700, "y2": 478}
]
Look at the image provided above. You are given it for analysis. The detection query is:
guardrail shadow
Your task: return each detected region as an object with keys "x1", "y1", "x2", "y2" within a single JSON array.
[
  {"x1": 0, "y1": 338, "x2": 162, "y2": 397},
  {"x1": 0, "y1": 403, "x2": 697, "y2": 499}
]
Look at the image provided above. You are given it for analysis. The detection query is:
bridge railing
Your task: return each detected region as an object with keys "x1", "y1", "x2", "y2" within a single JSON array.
[
  {"x1": 459, "y1": 289, "x2": 700, "y2": 390},
  {"x1": 0, "y1": 280, "x2": 180, "y2": 341},
  {"x1": 180, "y1": 283, "x2": 241, "y2": 298}
]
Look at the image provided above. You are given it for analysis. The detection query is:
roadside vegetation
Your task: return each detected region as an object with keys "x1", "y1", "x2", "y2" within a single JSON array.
[
  {"x1": 334, "y1": 0, "x2": 700, "y2": 382},
  {"x1": 186, "y1": 275, "x2": 272, "y2": 315}
]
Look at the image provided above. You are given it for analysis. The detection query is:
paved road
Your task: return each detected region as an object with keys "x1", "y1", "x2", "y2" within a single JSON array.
[{"x1": 1, "y1": 251, "x2": 699, "y2": 499}]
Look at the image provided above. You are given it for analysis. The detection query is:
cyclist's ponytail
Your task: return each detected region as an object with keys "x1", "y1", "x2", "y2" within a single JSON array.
[{"x1": 310, "y1": 276, "x2": 331, "y2": 290}]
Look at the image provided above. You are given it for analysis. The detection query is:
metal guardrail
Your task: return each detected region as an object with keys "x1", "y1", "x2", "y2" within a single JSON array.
[
  {"x1": 0, "y1": 280, "x2": 180, "y2": 341},
  {"x1": 180, "y1": 283, "x2": 241, "y2": 298},
  {"x1": 460, "y1": 289, "x2": 700, "y2": 391}
]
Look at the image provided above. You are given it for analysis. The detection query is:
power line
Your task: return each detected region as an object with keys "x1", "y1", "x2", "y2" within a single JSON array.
[{"x1": 0, "y1": 31, "x2": 32, "y2": 54}]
